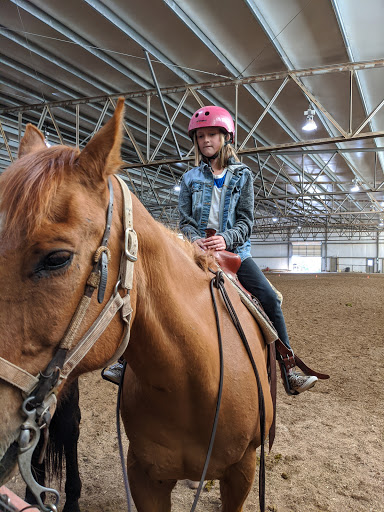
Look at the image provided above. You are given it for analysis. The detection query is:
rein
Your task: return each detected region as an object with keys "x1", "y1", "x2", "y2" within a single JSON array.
[
  {"x1": 189, "y1": 273, "x2": 225, "y2": 512},
  {"x1": 189, "y1": 269, "x2": 267, "y2": 512},
  {"x1": 206, "y1": 269, "x2": 267, "y2": 512},
  {"x1": 0, "y1": 175, "x2": 137, "y2": 512}
]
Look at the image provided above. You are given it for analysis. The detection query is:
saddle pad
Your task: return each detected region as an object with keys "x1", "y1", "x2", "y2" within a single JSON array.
[{"x1": 222, "y1": 271, "x2": 279, "y2": 345}]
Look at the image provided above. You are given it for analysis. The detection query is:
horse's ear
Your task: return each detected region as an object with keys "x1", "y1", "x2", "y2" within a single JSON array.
[
  {"x1": 18, "y1": 124, "x2": 47, "y2": 158},
  {"x1": 77, "y1": 98, "x2": 125, "y2": 180}
]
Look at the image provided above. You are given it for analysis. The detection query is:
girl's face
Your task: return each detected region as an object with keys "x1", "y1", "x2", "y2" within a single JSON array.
[{"x1": 196, "y1": 127, "x2": 223, "y2": 158}]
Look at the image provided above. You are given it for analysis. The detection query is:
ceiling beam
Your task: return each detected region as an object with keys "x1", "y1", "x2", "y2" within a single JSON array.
[{"x1": 2, "y1": 58, "x2": 384, "y2": 115}]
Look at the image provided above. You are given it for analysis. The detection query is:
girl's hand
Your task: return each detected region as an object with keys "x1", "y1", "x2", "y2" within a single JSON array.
[
  {"x1": 193, "y1": 238, "x2": 206, "y2": 250},
  {"x1": 203, "y1": 235, "x2": 227, "y2": 251}
]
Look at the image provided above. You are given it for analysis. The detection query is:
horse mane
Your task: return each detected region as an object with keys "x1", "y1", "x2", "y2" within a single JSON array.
[
  {"x1": 0, "y1": 146, "x2": 80, "y2": 239},
  {"x1": 161, "y1": 224, "x2": 215, "y2": 272}
]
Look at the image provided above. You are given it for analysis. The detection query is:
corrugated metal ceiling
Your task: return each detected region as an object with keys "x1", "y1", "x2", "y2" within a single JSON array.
[{"x1": 1, "y1": 0, "x2": 384, "y2": 239}]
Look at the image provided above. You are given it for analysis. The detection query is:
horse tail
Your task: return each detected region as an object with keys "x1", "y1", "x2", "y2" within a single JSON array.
[
  {"x1": 46, "y1": 378, "x2": 81, "y2": 483},
  {"x1": 26, "y1": 378, "x2": 81, "y2": 507}
]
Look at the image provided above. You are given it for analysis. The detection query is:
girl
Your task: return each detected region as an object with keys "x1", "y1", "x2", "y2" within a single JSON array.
[{"x1": 178, "y1": 105, "x2": 317, "y2": 394}]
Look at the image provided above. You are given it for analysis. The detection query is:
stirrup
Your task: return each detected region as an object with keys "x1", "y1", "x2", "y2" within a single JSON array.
[
  {"x1": 101, "y1": 364, "x2": 123, "y2": 385},
  {"x1": 275, "y1": 338, "x2": 330, "y2": 395},
  {"x1": 278, "y1": 359, "x2": 299, "y2": 396}
]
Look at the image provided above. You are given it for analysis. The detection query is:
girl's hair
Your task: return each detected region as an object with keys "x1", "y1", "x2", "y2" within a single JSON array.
[{"x1": 193, "y1": 130, "x2": 240, "y2": 167}]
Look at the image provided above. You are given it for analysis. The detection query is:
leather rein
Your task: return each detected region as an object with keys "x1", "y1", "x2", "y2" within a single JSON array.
[
  {"x1": 0, "y1": 175, "x2": 137, "y2": 512},
  {"x1": 188, "y1": 269, "x2": 268, "y2": 512}
]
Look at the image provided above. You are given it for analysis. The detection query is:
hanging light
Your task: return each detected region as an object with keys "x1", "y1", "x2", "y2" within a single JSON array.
[
  {"x1": 272, "y1": 217, "x2": 278, "y2": 223},
  {"x1": 44, "y1": 129, "x2": 52, "y2": 148},
  {"x1": 351, "y1": 178, "x2": 360, "y2": 192},
  {"x1": 302, "y1": 105, "x2": 317, "y2": 132},
  {"x1": 173, "y1": 184, "x2": 181, "y2": 192}
]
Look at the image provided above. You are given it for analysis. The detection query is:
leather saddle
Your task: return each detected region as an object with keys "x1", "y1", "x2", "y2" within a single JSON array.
[{"x1": 205, "y1": 228, "x2": 242, "y2": 279}]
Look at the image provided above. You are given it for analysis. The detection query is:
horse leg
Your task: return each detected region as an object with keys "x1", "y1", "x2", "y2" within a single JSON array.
[
  {"x1": 61, "y1": 380, "x2": 82, "y2": 512},
  {"x1": 127, "y1": 447, "x2": 176, "y2": 512},
  {"x1": 219, "y1": 443, "x2": 258, "y2": 512}
]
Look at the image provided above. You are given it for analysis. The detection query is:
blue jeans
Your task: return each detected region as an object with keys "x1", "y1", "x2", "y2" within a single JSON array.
[{"x1": 237, "y1": 257, "x2": 291, "y2": 349}]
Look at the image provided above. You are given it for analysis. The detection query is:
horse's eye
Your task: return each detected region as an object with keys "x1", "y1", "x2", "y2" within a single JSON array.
[
  {"x1": 34, "y1": 250, "x2": 73, "y2": 277},
  {"x1": 43, "y1": 251, "x2": 73, "y2": 270}
]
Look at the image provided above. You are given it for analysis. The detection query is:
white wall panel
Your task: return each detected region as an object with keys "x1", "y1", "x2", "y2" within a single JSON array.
[
  {"x1": 251, "y1": 243, "x2": 288, "y2": 258},
  {"x1": 326, "y1": 243, "x2": 375, "y2": 258},
  {"x1": 251, "y1": 242, "x2": 289, "y2": 269},
  {"x1": 250, "y1": 239, "x2": 384, "y2": 272},
  {"x1": 252, "y1": 257, "x2": 288, "y2": 270},
  {"x1": 337, "y1": 258, "x2": 367, "y2": 272}
]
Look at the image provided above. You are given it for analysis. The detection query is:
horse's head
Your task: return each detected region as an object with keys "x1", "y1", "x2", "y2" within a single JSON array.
[{"x1": 0, "y1": 99, "x2": 128, "y2": 482}]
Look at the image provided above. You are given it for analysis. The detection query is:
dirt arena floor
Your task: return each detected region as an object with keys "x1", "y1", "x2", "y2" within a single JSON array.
[{"x1": 7, "y1": 272, "x2": 384, "y2": 511}]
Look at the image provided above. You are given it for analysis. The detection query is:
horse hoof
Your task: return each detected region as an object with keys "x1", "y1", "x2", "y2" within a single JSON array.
[{"x1": 62, "y1": 503, "x2": 81, "y2": 512}]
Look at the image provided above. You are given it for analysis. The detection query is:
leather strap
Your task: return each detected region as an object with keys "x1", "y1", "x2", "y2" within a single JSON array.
[
  {"x1": 0, "y1": 357, "x2": 38, "y2": 393},
  {"x1": 275, "y1": 338, "x2": 296, "y2": 371},
  {"x1": 268, "y1": 341, "x2": 277, "y2": 451},
  {"x1": 97, "y1": 179, "x2": 114, "y2": 304},
  {"x1": 294, "y1": 354, "x2": 330, "y2": 380},
  {"x1": 209, "y1": 270, "x2": 267, "y2": 512},
  {"x1": 61, "y1": 292, "x2": 132, "y2": 379}
]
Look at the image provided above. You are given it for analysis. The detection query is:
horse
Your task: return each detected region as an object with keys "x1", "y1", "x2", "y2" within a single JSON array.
[{"x1": 0, "y1": 98, "x2": 273, "y2": 512}]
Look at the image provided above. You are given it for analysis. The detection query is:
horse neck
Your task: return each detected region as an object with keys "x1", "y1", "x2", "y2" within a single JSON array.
[
  {"x1": 132, "y1": 198, "x2": 196, "y2": 312},
  {"x1": 129, "y1": 197, "x2": 209, "y2": 366}
]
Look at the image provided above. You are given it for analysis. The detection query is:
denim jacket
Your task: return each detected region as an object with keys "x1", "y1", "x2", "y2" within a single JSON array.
[{"x1": 178, "y1": 160, "x2": 254, "y2": 261}]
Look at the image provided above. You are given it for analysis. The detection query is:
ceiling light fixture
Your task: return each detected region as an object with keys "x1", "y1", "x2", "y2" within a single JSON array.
[
  {"x1": 173, "y1": 184, "x2": 181, "y2": 192},
  {"x1": 302, "y1": 105, "x2": 317, "y2": 132},
  {"x1": 272, "y1": 217, "x2": 278, "y2": 223},
  {"x1": 351, "y1": 178, "x2": 360, "y2": 192},
  {"x1": 44, "y1": 129, "x2": 51, "y2": 148}
]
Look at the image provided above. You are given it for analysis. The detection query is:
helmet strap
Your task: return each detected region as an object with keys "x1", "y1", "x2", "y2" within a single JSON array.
[{"x1": 202, "y1": 154, "x2": 218, "y2": 170}]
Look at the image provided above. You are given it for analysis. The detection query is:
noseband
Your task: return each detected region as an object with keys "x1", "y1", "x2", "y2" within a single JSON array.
[{"x1": 0, "y1": 175, "x2": 137, "y2": 511}]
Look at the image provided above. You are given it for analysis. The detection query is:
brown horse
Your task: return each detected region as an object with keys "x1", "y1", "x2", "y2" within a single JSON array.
[{"x1": 0, "y1": 99, "x2": 273, "y2": 511}]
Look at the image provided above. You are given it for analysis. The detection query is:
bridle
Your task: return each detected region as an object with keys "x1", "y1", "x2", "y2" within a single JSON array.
[{"x1": 0, "y1": 175, "x2": 137, "y2": 512}]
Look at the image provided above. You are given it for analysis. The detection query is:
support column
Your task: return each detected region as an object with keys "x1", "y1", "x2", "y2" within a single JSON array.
[
  {"x1": 376, "y1": 231, "x2": 380, "y2": 273},
  {"x1": 287, "y1": 229, "x2": 291, "y2": 271},
  {"x1": 323, "y1": 224, "x2": 328, "y2": 272}
]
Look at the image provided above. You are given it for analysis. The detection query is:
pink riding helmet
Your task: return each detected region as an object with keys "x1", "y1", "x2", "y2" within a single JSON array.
[{"x1": 188, "y1": 106, "x2": 235, "y2": 143}]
